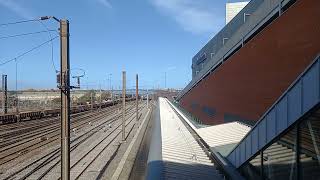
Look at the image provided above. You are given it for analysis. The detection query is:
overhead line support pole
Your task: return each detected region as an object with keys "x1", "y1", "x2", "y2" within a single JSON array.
[
  {"x1": 2, "y1": 75, "x2": 7, "y2": 114},
  {"x1": 91, "y1": 91, "x2": 93, "y2": 111},
  {"x1": 136, "y1": 74, "x2": 138, "y2": 122},
  {"x1": 60, "y1": 19, "x2": 70, "y2": 180},
  {"x1": 122, "y1": 71, "x2": 126, "y2": 141},
  {"x1": 99, "y1": 84, "x2": 102, "y2": 110},
  {"x1": 147, "y1": 89, "x2": 149, "y2": 108}
]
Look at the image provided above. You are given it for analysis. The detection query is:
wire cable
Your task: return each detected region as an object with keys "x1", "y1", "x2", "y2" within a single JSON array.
[
  {"x1": 0, "y1": 30, "x2": 56, "y2": 40},
  {"x1": 38, "y1": 20, "x2": 59, "y2": 72},
  {"x1": 0, "y1": 36, "x2": 59, "y2": 66},
  {"x1": 0, "y1": 19, "x2": 39, "y2": 27}
]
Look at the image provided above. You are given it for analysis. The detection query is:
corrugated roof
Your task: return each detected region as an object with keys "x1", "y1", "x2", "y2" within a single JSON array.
[
  {"x1": 197, "y1": 122, "x2": 251, "y2": 156},
  {"x1": 167, "y1": 100, "x2": 251, "y2": 157},
  {"x1": 158, "y1": 98, "x2": 223, "y2": 180}
]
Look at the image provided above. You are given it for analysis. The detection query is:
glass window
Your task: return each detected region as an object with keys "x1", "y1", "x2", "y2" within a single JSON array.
[
  {"x1": 263, "y1": 128, "x2": 297, "y2": 180},
  {"x1": 299, "y1": 119, "x2": 320, "y2": 180},
  {"x1": 240, "y1": 153, "x2": 262, "y2": 179}
]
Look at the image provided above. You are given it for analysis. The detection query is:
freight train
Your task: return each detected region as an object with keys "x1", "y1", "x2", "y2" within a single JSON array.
[{"x1": 0, "y1": 98, "x2": 135, "y2": 124}]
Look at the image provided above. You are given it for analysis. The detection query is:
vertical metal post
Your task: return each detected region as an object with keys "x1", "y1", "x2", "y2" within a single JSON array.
[
  {"x1": 278, "y1": 1, "x2": 282, "y2": 15},
  {"x1": 111, "y1": 86, "x2": 114, "y2": 105},
  {"x1": 164, "y1": 72, "x2": 166, "y2": 89},
  {"x1": 147, "y1": 89, "x2": 149, "y2": 108},
  {"x1": 136, "y1": 74, "x2": 138, "y2": 121},
  {"x1": 122, "y1": 71, "x2": 126, "y2": 141},
  {"x1": 295, "y1": 124, "x2": 300, "y2": 179},
  {"x1": 2, "y1": 75, "x2": 7, "y2": 114},
  {"x1": 60, "y1": 19, "x2": 70, "y2": 180},
  {"x1": 15, "y1": 60, "x2": 19, "y2": 113},
  {"x1": 99, "y1": 84, "x2": 102, "y2": 110},
  {"x1": 109, "y1": 73, "x2": 112, "y2": 91},
  {"x1": 91, "y1": 91, "x2": 93, "y2": 111},
  {"x1": 260, "y1": 150, "x2": 264, "y2": 180}
]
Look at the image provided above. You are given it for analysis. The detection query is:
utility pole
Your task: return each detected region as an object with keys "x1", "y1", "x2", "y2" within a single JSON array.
[
  {"x1": 122, "y1": 71, "x2": 126, "y2": 141},
  {"x1": 60, "y1": 19, "x2": 70, "y2": 180},
  {"x1": 136, "y1": 74, "x2": 138, "y2": 122},
  {"x1": 99, "y1": 84, "x2": 102, "y2": 110},
  {"x1": 15, "y1": 60, "x2": 19, "y2": 113},
  {"x1": 111, "y1": 85, "x2": 114, "y2": 105},
  {"x1": 109, "y1": 73, "x2": 112, "y2": 91},
  {"x1": 91, "y1": 91, "x2": 94, "y2": 111},
  {"x1": 164, "y1": 72, "x2": 166, "y2": 89},
  {"x1": 147, "y1": 89, "x2": 149, "y2": 108},
  {"x1": 2, "y1": 75, "x2": 7, "y2": 114}
]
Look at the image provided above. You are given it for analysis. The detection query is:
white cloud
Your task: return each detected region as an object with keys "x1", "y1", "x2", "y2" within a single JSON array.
[
  {"x1": 151, "y1": 0, "x2": 222, "y2": 34},
  {"x1": 0, "y1": 0, "x2": 34, "y2": 19},
  {"x1": 97, "y1": 0, "x2": 112, "y2": 9}
]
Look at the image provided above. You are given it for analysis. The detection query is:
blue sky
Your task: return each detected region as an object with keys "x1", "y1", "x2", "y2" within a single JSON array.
[{"x1": 0, "y1": 0, "x2": 234, "y2": 90}]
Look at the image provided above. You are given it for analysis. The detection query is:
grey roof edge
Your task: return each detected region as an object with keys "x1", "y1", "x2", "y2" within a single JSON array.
[
  {"x1": 178, "y1": 0, "x2": 293, "y2": 100},
  {"x1": 146, "y1": 100, "x2": 163, "y2": 180}
]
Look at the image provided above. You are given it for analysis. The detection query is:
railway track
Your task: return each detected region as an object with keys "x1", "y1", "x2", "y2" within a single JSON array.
[
  {"x1": 44, "y1": 105, "x2": 146, "y2": 180},
  {"x1": 0, "y1": 106, "x2": 119, "y2": 149},
  {"x1": 0, "y1": 101, "x2": 148, "y2": 180},
  {"x1": 0, "y1": 106, "x2": 118, "y2": 138},
  {"x1": 0, "y1": 103, "x2": 129, "y2": 167}
]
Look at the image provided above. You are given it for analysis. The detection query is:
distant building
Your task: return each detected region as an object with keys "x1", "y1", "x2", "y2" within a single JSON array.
[
  {"x1": 226, "y1": 1, "x2": 249, "y2": 24},
  {"x1": 191, "y1": 1, "x2": 250, "y2": 79}
]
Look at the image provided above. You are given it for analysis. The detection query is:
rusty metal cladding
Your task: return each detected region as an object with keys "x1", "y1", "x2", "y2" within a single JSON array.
[{"x1": 180, "y1": 0, "x2": 320, "y2": 125}]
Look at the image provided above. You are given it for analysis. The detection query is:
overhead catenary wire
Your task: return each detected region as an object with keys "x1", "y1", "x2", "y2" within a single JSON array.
[
  {"x1": 0, "y1": 19, "x2": 39, "y2": 27},
  {"x1": 0, "y1": 30, "x2": 56, "y2": 40},
  {"x1": 0, "y1": 18, "x2": 60, "y2": 72},
  {"x1": 38, "y1": 20, "x2": 59, "y2": 72},
  {"x1": 0, "y1": 36, "x2": 59, "y2": 66}
]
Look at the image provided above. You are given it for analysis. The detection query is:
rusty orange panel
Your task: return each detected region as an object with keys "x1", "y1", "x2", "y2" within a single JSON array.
[{"x1": 180, "y1": 0, "x2": 320, "y2": 125}]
